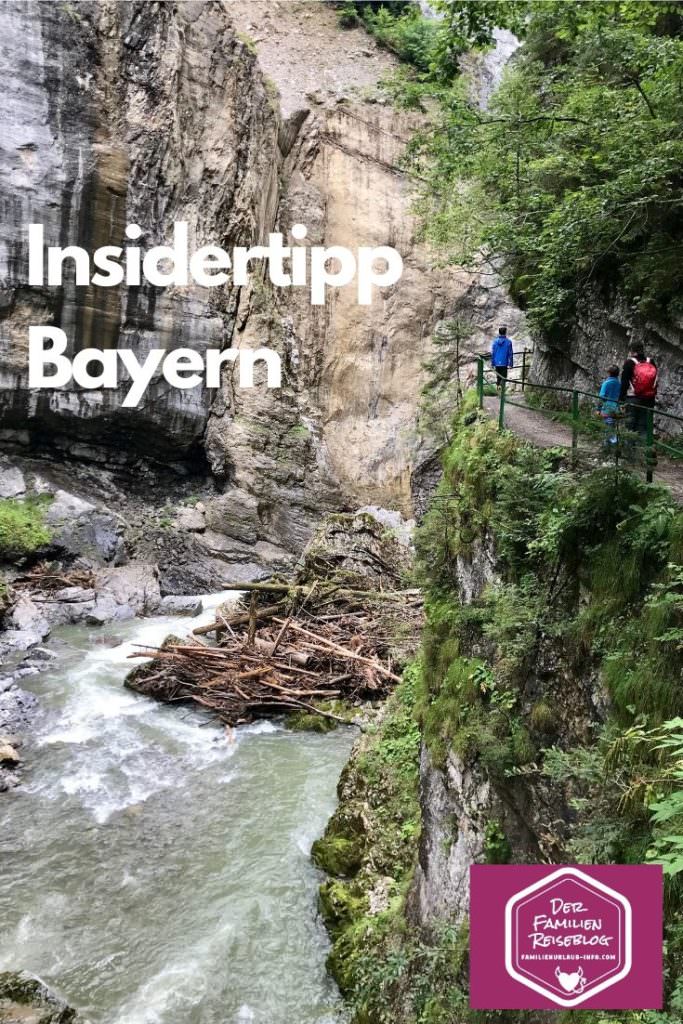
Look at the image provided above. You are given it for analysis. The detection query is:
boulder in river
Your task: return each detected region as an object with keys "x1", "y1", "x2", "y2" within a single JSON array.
[
  {"x1": 0, "y1": 741, "x2": 20, "y2": 766},
  {"x1": 0, "y1": 686, "x2": 39, "y2": 734},
  {"x1": 0, "y1": 971, "x2": 84, "y2": 1023},
  {"x1": 93, "y1": 564, "x2": 161, "y2": 617},
  {"x1": 158, "y1": 595, "x2": 203, "y2": 616},
  {"x1": 5, "y1": 596, "x2": 50, "y2": 642},
  {"x1": 0, "y1": 630, "x2": 47, "y2": 659}
]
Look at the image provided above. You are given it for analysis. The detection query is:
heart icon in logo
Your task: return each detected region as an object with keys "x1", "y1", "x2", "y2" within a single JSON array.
[
  {"x1": 558, "y1": 971, "x2": 581, "y2": 992},
  {"x1": 555, "y1": 967, "x2": 586, "y2": 994}
]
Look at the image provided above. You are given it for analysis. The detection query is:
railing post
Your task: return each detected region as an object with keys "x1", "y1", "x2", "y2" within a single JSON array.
[
  {"x1": 522, "y1": 349, "x2": 527, "y2": 393},
  {"x1": 477, "y1": 357, "x2": 484, "y2": 409},
  {"x1": 498, "y1": 378, "x2": 506, "y2": 431},
  {"x1": 646, "y1": 407, "x2": 655, "y2": 483},
  {"x1": 571, "y1": 389, "x2": 579, "y2": 468}
]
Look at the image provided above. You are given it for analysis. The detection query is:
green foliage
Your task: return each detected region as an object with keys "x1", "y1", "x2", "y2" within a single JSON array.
[
  {"x1": 408, "y1": 1, "x2": 683, "y2": 333},
  {"x1": 338, "y1": 2, "x2": 362, "y2": 29},
  {"x1": 334, "y1": 413, "x2": 683, "y2": 1022},
  {"x1": 416, "y1": 415, "x2": 683, "y2": 1016},
  {"x1": 0, "y1": 496, "x2": 52, "y2": 560},
  {"x1": 335, "y1": 1, "x2": 447, "y2": 74},
  {"x1": 352, "y1": 921, "x2": 470, "y2": 1024},
  {"x1": 364, "y1": 5, "x2": 449, "y2": 77},
  {"x1": 418, "y1": 415, "x2": 683, "y2": 728},
  {"x1": 313, "y1": 663, "x2": 422, "y2": 1006},
  {"x1": 345, "y1": 0, "x2": 523, "y2": 95},
  {"x1": 414, "y1": 403, "x2": 518, "y2": 587},
  {"x1": 484, "y1": 820, "x2": 512, "y2": 864},
  {"x1": 541, "y1": 716, "x2": 683, "y2": 1011},
  {"x1": 646, "y1": 718, "x2": 683, "y2": 879},
  {"x1": 418, "y1": 317, "x2": 473, "y2": 448}
]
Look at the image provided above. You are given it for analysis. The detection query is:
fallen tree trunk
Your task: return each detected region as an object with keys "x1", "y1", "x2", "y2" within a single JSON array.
[
  {"x1": 193, "y1": 602, "x2": 284, "y2": 636},
  {"x1": 273, "y1": 618, "x2": 401, "y2": 683}
]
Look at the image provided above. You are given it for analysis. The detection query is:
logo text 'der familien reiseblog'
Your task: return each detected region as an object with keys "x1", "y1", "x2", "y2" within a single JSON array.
[{"x1": 470, "y1": 864, "x2": 662, "y2": 1010}]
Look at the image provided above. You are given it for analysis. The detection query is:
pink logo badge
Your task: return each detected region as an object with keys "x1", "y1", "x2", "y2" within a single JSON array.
[{"x1": 470, "y1": 864, "x2": 662, "y2": 1010}]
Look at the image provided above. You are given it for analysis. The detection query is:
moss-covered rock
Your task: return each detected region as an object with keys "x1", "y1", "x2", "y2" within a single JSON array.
[
  {"x1": 312, "y1": 664, "x2": 422, "y2": 1014},
  {"x1": 286, "y1": 711, "x2": 339, "y2": 733},
  {"x1": 312, "y1": 834, "x2": 363, "y2": 877},
  {"x1": 318, "y1": 879, "x2": 366, "y2": 933},
  {"x1": 333, "y1": 408, "x2": 683, "y2": 1023}
]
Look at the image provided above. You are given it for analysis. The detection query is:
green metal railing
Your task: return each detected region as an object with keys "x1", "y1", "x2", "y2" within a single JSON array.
[{"x1": 476, "y1": 356, "x2": 683, "y2": 485}]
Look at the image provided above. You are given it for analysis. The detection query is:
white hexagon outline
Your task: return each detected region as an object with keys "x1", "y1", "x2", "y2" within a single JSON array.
[
  {"x1": 504, "y1": 867, "x2": 632, "y2": 1008},
  {"x1": 513, "y1": 877, "x2": 625, "y2": 991}
]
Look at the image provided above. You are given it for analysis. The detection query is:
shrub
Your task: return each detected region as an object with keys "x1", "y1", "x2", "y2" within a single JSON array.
[{"x1": 0, "y1": 496, "x2": 52, "y2": 560}]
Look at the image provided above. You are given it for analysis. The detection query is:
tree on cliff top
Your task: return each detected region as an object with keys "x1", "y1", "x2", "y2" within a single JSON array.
[
  {"x1": 337, "y1": 0, "x2": 524, "y2": 81},
  {"x1": 404, "y1": 1, "x2": 683, "y2": 336}
]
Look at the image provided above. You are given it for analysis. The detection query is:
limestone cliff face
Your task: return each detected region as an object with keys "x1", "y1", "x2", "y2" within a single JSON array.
[
  {"x1": 0, "y1": 0, "x2": 521, "y2": 567},
  {"x1": 199, "y1": 0, "x2": 524, "y2": 554},
  {"x1": 0, "y1": 0, "x2": 278, "y2": 462}
]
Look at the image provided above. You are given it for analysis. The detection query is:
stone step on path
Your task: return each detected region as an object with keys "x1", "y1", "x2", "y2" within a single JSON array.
[{"x1": 482, "y1": 395, "x2": 683, "y2": 503}]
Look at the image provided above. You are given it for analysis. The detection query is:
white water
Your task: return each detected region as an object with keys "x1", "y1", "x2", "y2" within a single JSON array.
[{"x1": 0, "y1": 594, "x2": 353, "y2": 1023}]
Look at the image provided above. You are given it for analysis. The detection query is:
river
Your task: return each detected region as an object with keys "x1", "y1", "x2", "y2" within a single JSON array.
[{"x1": 0, "y1": 595, "x2": 354, "y2": 1024}]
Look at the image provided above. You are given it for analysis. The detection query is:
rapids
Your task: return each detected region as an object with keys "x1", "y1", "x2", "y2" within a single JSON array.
[{"x1": 0, "y1": 594, "x2": 353, "y2": 1023}]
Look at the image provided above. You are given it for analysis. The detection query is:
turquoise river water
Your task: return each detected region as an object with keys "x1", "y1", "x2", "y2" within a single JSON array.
[{"x1": 0, "y1": 595, "x2": 354, "y2": 1024}]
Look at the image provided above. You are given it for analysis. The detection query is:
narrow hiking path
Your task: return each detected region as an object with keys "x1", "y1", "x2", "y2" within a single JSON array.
[{"x1": 482, "y1": 395, "x2": 683, "y2": 503}]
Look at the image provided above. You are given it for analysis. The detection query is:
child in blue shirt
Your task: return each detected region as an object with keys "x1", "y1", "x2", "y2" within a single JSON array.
[{"x1": 597, "y1": 365, "x2": 621, "y2": 446}]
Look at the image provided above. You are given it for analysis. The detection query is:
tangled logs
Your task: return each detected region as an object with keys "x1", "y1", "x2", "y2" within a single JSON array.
[{"x1": 126, "y1": 581, "x2": 423, "y2": 727}]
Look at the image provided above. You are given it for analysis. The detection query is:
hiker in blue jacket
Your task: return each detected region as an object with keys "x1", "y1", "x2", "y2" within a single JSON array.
[
  {"x1": 491, "y1": 327, "x2": 514, "y2": 388},
  {"x1": 597, "y1": 364, "x2": 621, "y2": 448}
]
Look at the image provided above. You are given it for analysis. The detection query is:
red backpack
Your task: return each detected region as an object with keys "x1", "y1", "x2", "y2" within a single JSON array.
[{"x1": 632, "y1": 360, "x2": 657, "y2": 399}]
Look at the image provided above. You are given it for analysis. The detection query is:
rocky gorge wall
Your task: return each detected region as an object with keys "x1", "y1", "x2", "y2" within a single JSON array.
[
  {"x1": 405, "y1": 533, "x2": 597, "y2": 938},
  {"x1": 312, "y1": 408, "x2": 683, "y2": 1023},
  {"x1": 0, "y1": 0, "x2": 522, "y2": 571},
  {"x1": 531, "y1": 287, "x2": 683, "y2": 421},
  {"x1": 0, "y1": 0, "x2": 279, "y2": 461}
]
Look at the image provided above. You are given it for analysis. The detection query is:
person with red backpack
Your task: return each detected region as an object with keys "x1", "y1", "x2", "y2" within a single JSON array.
[{"x1": 619, "y1": 347, "x2": 658, "y2": 439}]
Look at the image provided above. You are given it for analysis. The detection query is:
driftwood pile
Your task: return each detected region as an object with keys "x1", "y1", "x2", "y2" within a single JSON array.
[
  {"x1": 13, "y1": 561, "x2": 96, "y2": 593},
  {"x1": 126, "y1": 579, "x2": 423, "y2": 727}
]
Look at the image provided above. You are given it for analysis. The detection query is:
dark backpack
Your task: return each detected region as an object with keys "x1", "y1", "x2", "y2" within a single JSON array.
[{"x1": 632, "y1": 360, "x2": 657, "y2": 399}]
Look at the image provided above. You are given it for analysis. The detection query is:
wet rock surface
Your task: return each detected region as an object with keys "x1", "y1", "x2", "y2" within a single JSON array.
[
  {"x1": 0, "y1": 463, "x2": 26, "y2": 500},
  {"x1": 0, "y1": 972, "x2": 83, "y2": 1023},
  {"x1": 0, "y1": 0, "x2": 277, "y2": 464},
  {"x1": 0, "y1": 687, "x2": 37, "y2": 792},
  {"x1": 44, "y1": 493, "x2": 125, "y2": 566},
  {"x1": 158, "y1": 595, "x2": 203, "y2": 617}
]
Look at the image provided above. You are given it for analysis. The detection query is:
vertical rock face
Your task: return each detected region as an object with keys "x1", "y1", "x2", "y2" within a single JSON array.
[
  {"x1": 205, "y1": 1, "x2": 524, "y2": 552},
  {"x1": 531, "y1": 289, "x2": 683, "y2": 422},
  {"x1": 0, "y1": 0, "x2": 522, "y2": 563},
  {"x1": 0, "y1": 0, "x2": 279, "y2": 461},
  {"x1": 407, "y1": 536, "x2": 602, "y2": 935}
]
